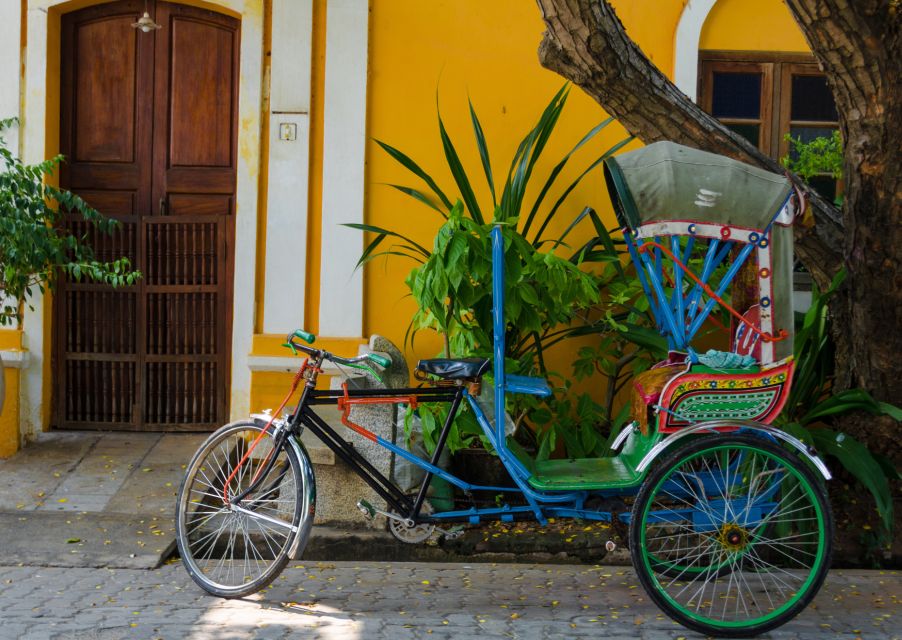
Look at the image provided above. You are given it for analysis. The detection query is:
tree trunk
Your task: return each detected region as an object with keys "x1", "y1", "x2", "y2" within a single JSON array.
[
  {"x1": 535, "y1": 0, "x2": 900, "y2": 459},
  {"x1": 782, "y1": 0, "x2": 902, "y2": 457},
  {"x1": 533, "y1": 0, "x2": 843, "y2": 289}
]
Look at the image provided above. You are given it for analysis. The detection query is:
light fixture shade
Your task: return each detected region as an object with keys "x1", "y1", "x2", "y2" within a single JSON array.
[{"x1": 132, "y1": 11, "x2": 162, "y2": 33}]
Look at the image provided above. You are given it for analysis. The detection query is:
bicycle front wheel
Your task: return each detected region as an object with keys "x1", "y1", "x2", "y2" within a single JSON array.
[
  {"x1": 176, "y1": 420, "x2": 311, "y2": 598},
  {"x1": 630, "y1": 434, "x2": 832, "y2": 637}
]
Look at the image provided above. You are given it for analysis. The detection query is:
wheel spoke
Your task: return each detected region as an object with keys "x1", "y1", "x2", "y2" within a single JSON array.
[
  {"x1": 176, "y1": 423, "x2": 305, "y2": 597},
  {"x1": 633, "y1": 436, "x2": 830, "y2": 635}
]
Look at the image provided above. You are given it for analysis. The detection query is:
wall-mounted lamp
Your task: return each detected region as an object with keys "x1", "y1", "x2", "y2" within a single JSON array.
[{"x1": 132, "y1": 1, "x2": 162, "y2": 33}]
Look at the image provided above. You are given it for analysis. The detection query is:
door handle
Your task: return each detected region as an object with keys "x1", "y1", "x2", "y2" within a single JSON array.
[{"x1": 159, "y1": 197, "x2": 167, "y2": 215}]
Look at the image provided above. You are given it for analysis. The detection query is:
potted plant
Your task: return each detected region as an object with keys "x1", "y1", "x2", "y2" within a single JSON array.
[
  {"x1": 352, "y1": 87, "x2": 664, "y2": 486},
  {"x1": 0, "y1": 118, "x2": 139, "y2": 415}
]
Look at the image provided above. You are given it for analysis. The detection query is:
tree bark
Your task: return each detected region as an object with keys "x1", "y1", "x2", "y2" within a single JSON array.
[
  {"x1": 535, "y1": 0, "x2": 900, "y2": 458},
  {"x1": 782, "y1": 0, "x2": 902, "y2": 449},
  {"x1": 534, "y1": 0, "x2": 844, "y2": 289}
]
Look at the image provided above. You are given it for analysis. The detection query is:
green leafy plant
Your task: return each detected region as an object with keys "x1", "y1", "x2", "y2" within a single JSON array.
[
  {"x1": 405, "y1": 400, "x2": 485, "y2": 456},
  {"x1": 776, "y1": 268, "x2": 901, "y2": 540},
  {"x1": 0, "y1": 117, "x2": 140, "y2": 326},
  {"x1": 348, "y1": 85, "x2": 635, "y2": 358},
  {"x1": 782, "y1": 130, "x2": 843, "y2": 205},
  {"x1": 782, "y1": 130, "x2": 843, "y2": 181},
  {"x1": 516, "y1": 263, "x2": 666, "y2": 461},
  {"x1": 406, "y1": 203, "x2": 602, "y2": 364},
  {"x1": 348, "y1": 87, "x2": 664, "y2": 459}
]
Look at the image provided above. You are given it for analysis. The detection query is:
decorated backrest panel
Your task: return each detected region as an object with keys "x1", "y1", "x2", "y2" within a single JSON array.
[{"x1": 605, "y1": 142, "x2": 796, "y2": 366}]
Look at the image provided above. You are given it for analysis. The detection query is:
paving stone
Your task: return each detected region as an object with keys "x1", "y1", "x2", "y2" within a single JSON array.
[
  {"x1": 0, "y1": 415, "x2": 884, "y2": 640},
  {"x1": 0, "y1": 555, "x2": 899, "y2": 639}
]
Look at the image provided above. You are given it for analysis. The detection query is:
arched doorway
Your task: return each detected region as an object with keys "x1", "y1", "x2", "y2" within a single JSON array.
[{"x1": 53, "y1": 0, "x2": 239, "y2": 430}]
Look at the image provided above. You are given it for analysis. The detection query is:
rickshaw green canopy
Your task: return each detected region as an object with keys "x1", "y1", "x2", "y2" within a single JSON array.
[{"x1": 604, "y1": 141, "x2": 793, "y2": 232}]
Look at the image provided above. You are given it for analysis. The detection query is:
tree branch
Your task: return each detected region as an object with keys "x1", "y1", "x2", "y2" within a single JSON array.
[{"x1": 534, "y1": 0, "x2": 844, "y2": 288}]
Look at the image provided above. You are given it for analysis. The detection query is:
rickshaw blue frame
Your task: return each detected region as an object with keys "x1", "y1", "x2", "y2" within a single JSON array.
[
  {"x1": 285, "y1": 211, "x2": 828, "y2": 532},
  {"x1": 281, "y1": 142, "x2": 831, "y2": 531},
  {"x1": 177, "y1": 141, "x2": 836, "y2": 634}
]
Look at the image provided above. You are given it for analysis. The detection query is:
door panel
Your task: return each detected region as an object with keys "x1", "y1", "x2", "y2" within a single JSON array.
[
  {"x1": 149, "y1": 2, "x2": 238, "y2": 429},
  {"x1": 56, "y1": 1, "x2": 238, "y2": 431},
  {"x1": 167, "y1": 17, "x2": 236, "y2": 168},
  {"x1": 73, "y1": 16, "x2": 139, "y2": 163}
]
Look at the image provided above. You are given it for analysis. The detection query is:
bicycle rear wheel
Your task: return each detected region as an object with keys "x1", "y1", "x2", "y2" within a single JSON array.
[
  {"x1": 176, "y1": 420, "x2": 311, "y2": 598},
  {"x1": 630, "y1": 433, "x2": 832, "y2": 637}
]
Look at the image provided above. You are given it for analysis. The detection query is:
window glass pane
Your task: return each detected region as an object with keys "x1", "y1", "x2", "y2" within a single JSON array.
[
  {"x1": 807, "y1": 175, "x2": 838, "y2": 203},
  {"x1": 788, "y1": 125, "x2": 837, "y2": 160},
  {"x1": 712, "y1": 72, "x2": 762, "y2": 119},
  {"x1": 791, "y1": 75, "x2": 838, "y2": 121},
  {"x1": 726, "y1": 123, "x2": 760, "y2": 147}
]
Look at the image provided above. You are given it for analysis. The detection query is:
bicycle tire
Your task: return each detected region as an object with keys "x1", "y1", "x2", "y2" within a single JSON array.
[
  {"x1": 176, "y1": 420, "x2": 307, "y2": 598},
  {"x1": 630, "y1": 433, "x2": 833, "y2": 637}
]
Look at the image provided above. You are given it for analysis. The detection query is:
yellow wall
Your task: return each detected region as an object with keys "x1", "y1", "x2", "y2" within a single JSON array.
[
  {"x1": 0, "y1": 369, "x2": 20, "y2": 457},
  {"x1": 0, "y1": 330, "x2": 23, "y2": 457},
  {"x1": 613, "y1": 0, "x2": 687, "y2": 76},
  {"x1": 6, "y1": 0, "x2": 813, "y2": 435},
  {"x1": 358, "y1": 0, "x2": 808, "y2": 374},
  {"x1": 700, "y1": 0, "x2": 809, "y2": 52},
  {"x1": 362, "y1": 0, "x2": 688, "y2": 369}
]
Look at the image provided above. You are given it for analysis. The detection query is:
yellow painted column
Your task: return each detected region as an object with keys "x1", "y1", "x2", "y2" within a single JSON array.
[{"x1": 0, "y1": 331, "x2": 25, "y2": 458}]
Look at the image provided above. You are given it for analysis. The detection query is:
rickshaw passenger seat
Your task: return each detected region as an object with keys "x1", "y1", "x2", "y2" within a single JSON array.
[{"x1": 631, "y1": 365, "x2": 683, "y2": 435}]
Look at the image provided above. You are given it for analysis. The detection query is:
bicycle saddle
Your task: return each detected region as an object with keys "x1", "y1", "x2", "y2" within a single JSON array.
[{"x1": 415, "y1": 358, "x2": 490, "y2": 381}]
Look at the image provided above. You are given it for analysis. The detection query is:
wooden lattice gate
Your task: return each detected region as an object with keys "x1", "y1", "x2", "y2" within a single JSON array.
[{"x1": 54, "y1": 1, "x2": 239, "y2": 431}]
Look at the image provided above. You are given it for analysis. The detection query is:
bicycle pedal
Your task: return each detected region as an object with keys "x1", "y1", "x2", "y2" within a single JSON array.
[
  {"x1": 356, "y1": 499, "x2": 376, "y2": 520},
  {"x1": 440, "y1": 526, "x2": 465, "y2": 540}
]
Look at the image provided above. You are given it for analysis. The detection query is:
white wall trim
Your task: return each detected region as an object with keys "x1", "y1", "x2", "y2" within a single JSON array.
[
  {"x1": 0, "y1": 351, "x2": 30, "y2": 369},
  {"x1": 673, "y1": 0, "x2": 718, "y2": 101},
  {"x1": 269, "y1": 0, "x2": 313, "y2": 113},
  {"x1": 318, "y1": 0, "x2": 369, "y2": 338},
  {"x1": 20, "y1": 3, "x2": 52, "y2": 441},
  {"x1": 247, "y1": 354, "x2": 343, "y2": 375},
  {"x1": 0, "y1": 2, "x2": 21, "y2": 156},
  {"x1": 224, "y1": 0, "x2": 265, "y2": 421},
  {"x1": 20, "y1": 0, "x2": 265, "y2": 433},
  {"x1": 262, "y1": 0, "x2": 314, "y2": 335}
]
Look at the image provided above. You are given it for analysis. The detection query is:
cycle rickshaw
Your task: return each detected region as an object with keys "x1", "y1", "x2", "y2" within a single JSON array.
[{"x1": 176, "y1": 141, "x2": 833, "y2": 637}]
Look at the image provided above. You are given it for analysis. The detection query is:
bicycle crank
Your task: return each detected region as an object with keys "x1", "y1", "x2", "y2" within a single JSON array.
[{"x1": 356, "y1": 499, "x2": 463, "y2": 543}]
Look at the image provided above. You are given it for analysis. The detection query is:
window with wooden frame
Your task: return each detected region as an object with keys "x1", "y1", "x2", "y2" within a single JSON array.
[{"x1": 699, "y1": 51, "x2": 841, "y2": 203}]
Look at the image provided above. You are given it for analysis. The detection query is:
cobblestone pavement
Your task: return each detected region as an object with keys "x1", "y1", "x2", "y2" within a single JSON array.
[{"x1": 0, "y1": 561, "x2": 898, "y2": 640}]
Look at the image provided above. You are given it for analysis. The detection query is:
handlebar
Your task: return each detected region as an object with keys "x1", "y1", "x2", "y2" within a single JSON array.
[
  {"x1": 282, "y1": 329, "x2": 392, "y2": 371},
  {"x1": 292, "y1": 329, "x2": 315, "y2": 344}
]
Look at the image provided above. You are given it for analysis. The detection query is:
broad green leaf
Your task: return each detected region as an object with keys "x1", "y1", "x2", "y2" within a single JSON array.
[
  {"x1": 810, "y1": 428, "x2": 893, "y2": 534},
  {"x1": 618, "y1": 322, "x2": 668, "y2": 356},
  {"x1": 522, "y1": 116, "x2": 614, "y2": 239},
  {"x1": 468, "y1": 98, "x2": 496, "y2": 207},
  {"x1": 342, "y1": 222, "x2": 431, "y2": 258},
  {"x1": 386, "y1": 184, "x2": 447, "y2": 217},
  {"x1": 438, "y1": 111, "x2": 483, "y2": 224},
  {"x1": 375, "y1": 139, "x2": 453, "y2": 210},
  {"x1": 801, "y1": 388, "x2": 899, "y2": 425}
]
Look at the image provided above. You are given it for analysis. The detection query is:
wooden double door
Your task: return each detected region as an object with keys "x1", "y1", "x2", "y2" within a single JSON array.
[{"x1": 54, "y1": 1, "x2": 240, "y2": 431}]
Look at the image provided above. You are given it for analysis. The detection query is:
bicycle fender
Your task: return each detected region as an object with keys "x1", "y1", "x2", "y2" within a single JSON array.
[
  {"x1": 287, "y1": 436, "x2": 317, "y2": 559},
  {"x1": 249, "y1": 416, "x2": 318, "y2": 560},
  {"x1": 636, "y1": 420, "x2": 832, "y2": 480}
]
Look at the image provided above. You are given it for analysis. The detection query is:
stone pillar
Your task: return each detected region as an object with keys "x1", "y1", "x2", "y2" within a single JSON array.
[{"x1": 312, "y1": 335, "x2": 410, "y2": 526}]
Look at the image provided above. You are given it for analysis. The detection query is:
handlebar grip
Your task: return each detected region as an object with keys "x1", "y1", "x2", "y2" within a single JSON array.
[
  {"x1": 367, "y1": 353, "x2": 392, "y2": 369},
  {"x1": 292, "y1": 330, "x2": 316, "y2": 344}
]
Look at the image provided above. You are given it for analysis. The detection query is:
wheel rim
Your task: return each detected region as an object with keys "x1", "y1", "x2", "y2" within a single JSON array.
[
  {"x1": 178, "y1": 425, "x2": 300, "y2": 592},
  {"x1": 638, "y1": 442, "x2": 828, "y2": 629}
]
